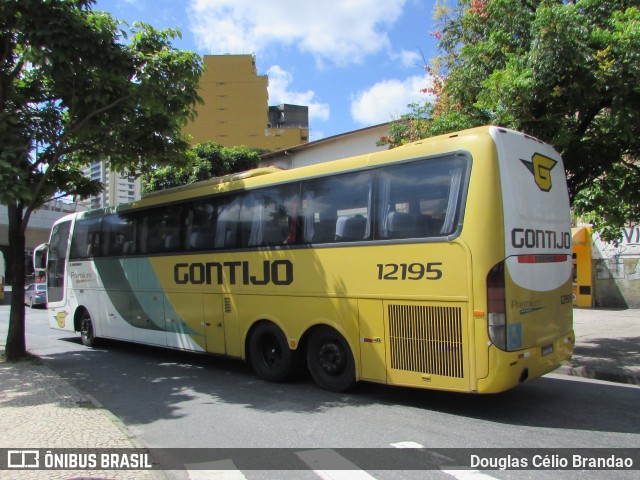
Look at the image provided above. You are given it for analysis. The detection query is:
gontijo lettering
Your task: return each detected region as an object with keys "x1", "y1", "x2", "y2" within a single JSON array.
[
  {"x1": 511, "y1": 228, "x2": 571, "y2": 249},
  {"x1": 174, "y1": 260, "x2": 293, "y2": 286}
]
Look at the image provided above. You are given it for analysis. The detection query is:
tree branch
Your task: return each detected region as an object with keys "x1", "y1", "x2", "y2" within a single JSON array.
[
  {"x1": 66, "y1": 90, "x2": 136, "y2": 138},
  {"x1": 24, "y1": 90, "x2": 137, "y2": 216},
  {"x1": 620, "y1": 156, "x2": 640, "y2": 175}
]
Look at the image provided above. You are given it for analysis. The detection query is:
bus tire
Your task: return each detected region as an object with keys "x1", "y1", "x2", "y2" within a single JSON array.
[
  {"x1": 248, "y1": 322, "x2": 293, "y2": 382},
  {"x1": 80, "y1": 311, "x2": 96, "y2": 348},
  {"x1": 307, "y1": 326, "x2": 356, "y2": 392}
]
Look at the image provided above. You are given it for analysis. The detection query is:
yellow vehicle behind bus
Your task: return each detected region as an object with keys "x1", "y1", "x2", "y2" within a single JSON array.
[{"x1": 37, "y1": 126, "x2": 574, "y2": 393}]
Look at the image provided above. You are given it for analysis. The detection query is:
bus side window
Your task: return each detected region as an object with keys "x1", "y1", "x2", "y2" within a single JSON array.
[
  {"x1": 302, "y1": 171, "x2": 372, "y2": 244},
  {"x1": 187, "y1": 199, "x2": 217, "y2": 251},
  {"x1": 138, "y1": 206, "x2": 185, "y2": 254},
  {"x1": 376, "y1": 156, "x2": 467, "y2": 240},
  {"x1": 163, "y1": 206, "x2": 184, "y2": 252},
  {"x1": 215, "y1": 197, "x2": 241, "y2": 249},
  {"x1": 243, "y1": 185, "x2": 299, "y2": 247},
  {"x1": 70, "y1": 223, "x2": 87, "y2": 259},
  {"x1": 70, "y1": 218, "x2": 102, "y2": 259},
  {"x1": 103, "y1": 213, "x2": 135, "y2": 256},
  {"x1": 87, "y1": 232, "x2": 100, "y2": 257}
]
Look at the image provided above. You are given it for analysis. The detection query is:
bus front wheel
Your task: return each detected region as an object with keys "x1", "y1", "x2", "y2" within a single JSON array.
[
  {"x1": 80, "y1": 311, "x2": 96, "y2": 348},
  {"x1": 248, "y1": 322, "x2": 293, "y2": 382},
  {"x1": 307, "y1": 326, "x2": 356, "y2": 392}
]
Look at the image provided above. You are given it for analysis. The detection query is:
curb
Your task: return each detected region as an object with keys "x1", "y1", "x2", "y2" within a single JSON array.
[
  {"x1": 555, "y1": 364, "x2": 640, "y2": 386},
  {"x1": 0, "y1": 353, "x2": 168, "y2": 479},
  {"x1": 78, "y1": 393, "x2": 169, "y2": 480},
  {"x1": 36, "y1": 359, "x2": 169, "y2": 480}
]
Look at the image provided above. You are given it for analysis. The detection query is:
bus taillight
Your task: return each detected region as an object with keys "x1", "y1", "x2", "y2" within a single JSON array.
[
  {"x1": 517, "y1": 254, "x2": 568, "y2": 264},
  {"x1": 487, "y1": 261, "x2": 506, "y2": 350}
]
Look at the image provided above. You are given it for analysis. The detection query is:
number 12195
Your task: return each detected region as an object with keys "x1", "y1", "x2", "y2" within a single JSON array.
[{"x1": 376, "y1": 262, "x2": 443, "y2": 280}]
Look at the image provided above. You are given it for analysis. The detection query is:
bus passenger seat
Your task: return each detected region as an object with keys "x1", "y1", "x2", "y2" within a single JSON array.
[
  {"x1": 164, "y1": 234, "x2": 179, "y2": 250},
  {"x1": 335, "y1": 215, "x2": 367, "y2": 241},
  {"x1": 189, "y1": 232, "x2": 214, "y2": 250},
  {"x1": 122, "y1": 241, "x2": 134, "y2": 255},
  {"x1": 414, "y1": 214, "x2": 434, "y2": 237},
  {"x1": 386, "y1": 211, "x2": 415, "y2": 238},
  {"x1": 262, "y1": 224, "x2": 286, "y2": 245}
]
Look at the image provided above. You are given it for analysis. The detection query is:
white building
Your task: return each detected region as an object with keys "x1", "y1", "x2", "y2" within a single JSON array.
[{"x1": 259, "y1": 123, "x2": 390, "y2": 170}]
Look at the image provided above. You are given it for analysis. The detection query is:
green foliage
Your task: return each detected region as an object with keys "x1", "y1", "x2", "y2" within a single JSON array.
[
  {"x1": 142, "y1": 142, "x2": 261, "y2": 193},
  {"x1": 381, "y1": 0, "x2": 640, "y2": 241},
  {"x1": 0, "y1": 0, "x2": 203, "y2": 359},
  {"x1": 573, "y1": 161, "x2": 640, "y2": 244},
  {"x1": 0, "y1": 0, "x2": 203, "y2": 212}
]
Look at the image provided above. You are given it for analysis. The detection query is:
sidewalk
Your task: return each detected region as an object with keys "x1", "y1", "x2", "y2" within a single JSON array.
[
  {"x1": 1, "y1": 308, "x2": 639, "y2": 479},
  {"x1": 556, "y1": 308, "x2": 640, "y2": 385},
  {"x1": 0, "y1": 355, "x2": 162, "y2": 480}
]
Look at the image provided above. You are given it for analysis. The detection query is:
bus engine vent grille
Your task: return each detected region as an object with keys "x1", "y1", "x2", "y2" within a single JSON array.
[{"x1": 388, "y1": 304, "x2": 463, "y2": 378}]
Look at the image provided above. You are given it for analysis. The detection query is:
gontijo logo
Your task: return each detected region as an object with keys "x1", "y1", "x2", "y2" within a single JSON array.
[{"x1": 520, "y1": 153, "x2": 557, "y2": 192}]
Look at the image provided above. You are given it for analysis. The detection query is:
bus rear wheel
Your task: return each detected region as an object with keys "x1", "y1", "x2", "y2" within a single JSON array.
[
  {"x1": 80, "y1": 311, "x2": 96, "y2": 348},
  {"x1": 307, "y1": 326, "x2": 356, "y2": 392},
  {"x1": 248, "y1": 322, "x2": 294, "y2": 382}
]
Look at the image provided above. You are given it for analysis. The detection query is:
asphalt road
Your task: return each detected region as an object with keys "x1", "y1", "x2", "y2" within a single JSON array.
[{"x1": 2, "y1": 305, "x2": 639, "y2": 480}]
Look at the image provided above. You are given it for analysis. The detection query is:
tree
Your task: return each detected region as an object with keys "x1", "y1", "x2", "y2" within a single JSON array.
[
  {"x1": 142, "y1": 142, "x2": 261, "y2": 193},
  {"x1": 1, "y1": 0, "x2": 203, "y2": 360},
  {"x1": 380, "y1": 0, "x2": 640, "y2": 242}
]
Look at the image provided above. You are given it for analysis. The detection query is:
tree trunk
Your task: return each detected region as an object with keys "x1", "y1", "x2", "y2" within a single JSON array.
[{"x1": 5, "y1": 203, "x2": 27, "y2": 360}]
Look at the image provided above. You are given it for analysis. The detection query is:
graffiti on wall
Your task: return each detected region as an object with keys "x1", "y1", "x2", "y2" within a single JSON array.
[
  {"x1": 594, "y1": 226, "x2": 640, "y2": 257},
  {"x1": 593, "y1": 226, "x2": 640, "y2": 280}
]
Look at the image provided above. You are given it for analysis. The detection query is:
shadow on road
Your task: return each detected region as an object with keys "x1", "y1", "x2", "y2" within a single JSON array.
[
  {"x1": 569, "y1": 336, "x2": 640, "y2": 384},
  {"x1": 30, "y1": 335, "x2": 640, "y2": 438}
]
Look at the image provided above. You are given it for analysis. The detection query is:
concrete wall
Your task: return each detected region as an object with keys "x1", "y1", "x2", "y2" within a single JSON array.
[
  {"x1": 0, "y1": 203, "x2": 81, "y2": 285},
  {"x1": 592, "y1": 226, "x2": 640, "y2": 308}
]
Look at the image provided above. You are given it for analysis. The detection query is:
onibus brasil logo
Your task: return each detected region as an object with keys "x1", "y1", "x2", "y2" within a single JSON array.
[{"x1": 520, "y1": 153, "x2": 557, "y2": 192}]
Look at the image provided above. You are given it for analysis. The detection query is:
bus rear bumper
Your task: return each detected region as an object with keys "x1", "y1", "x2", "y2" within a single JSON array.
[{"x1": 477, "y1": 330, "x2": 575, "y2": 394}]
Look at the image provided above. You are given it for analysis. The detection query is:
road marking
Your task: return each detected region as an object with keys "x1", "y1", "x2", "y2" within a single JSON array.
[
  {"x1": 390, "y1": 441, "x2": 424, "y2": 448},
  {"x1": 184, "y1": 446, "x2": 500, "y2": 480},
  {"x1": 297, "y1": 449, "x2": 378, "y2": 480},
  {"x1": 441, "y1": 470, "x2": 498, "y2": 480},
  {"x1": 391, "y1": 441, "x2": 498, "y2": 480},
  {"x1": 187, "y1": 459, "x2": 247, "y2": 480}
]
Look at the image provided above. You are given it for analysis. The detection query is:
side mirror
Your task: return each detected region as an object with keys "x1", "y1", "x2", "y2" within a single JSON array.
[{"x1": 33, "y1": 243, "x2": 48, "y2": 274}]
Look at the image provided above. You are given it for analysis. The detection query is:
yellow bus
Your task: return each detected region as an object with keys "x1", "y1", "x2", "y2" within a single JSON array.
[{"x1": 36, "y1": 126, "x2": 574, "y2": 393}]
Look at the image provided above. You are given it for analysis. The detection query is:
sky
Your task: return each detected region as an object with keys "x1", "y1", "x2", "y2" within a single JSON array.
[{"x1": 95, "y1": 0, "x2": 442, "y2": 141}]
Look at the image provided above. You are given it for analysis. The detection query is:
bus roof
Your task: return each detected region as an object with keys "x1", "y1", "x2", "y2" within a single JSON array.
[
  {"x1": 69, "y1": 125, "x2": 546, "y2": 218},
  {"x1": 141, "y1": 167, "x2": 283, "y2": 200}
]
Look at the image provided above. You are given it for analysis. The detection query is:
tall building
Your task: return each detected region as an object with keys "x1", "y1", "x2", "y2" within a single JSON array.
[
  {"x1": 81, "y1": 55, "x2": 307, "y2": 210},
  {"x1": 184, "y1": 55, "x2": 309, "y2": 150},
  {"x1": 80, "y1": 162, "x2": 141, "y2": 210}
]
